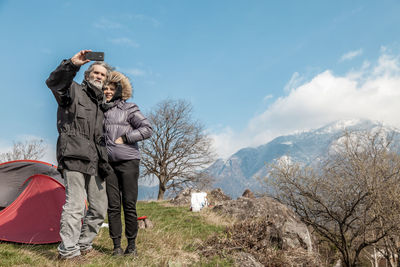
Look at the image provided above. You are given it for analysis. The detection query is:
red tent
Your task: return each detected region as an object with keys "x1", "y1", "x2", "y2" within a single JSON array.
[{"x1": 0, "y1": 160, "x2": 65, "y2": 244}]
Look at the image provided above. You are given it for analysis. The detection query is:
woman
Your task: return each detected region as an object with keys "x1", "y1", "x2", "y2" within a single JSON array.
[{"x1": 102, "y1": 71, "x2": 152, "y2": 256}]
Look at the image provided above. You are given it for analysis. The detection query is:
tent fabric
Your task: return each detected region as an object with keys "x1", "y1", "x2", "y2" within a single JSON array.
[
  {"x1": 0, "y1": 175, "x2": 65, "y2": 244},
  {"x1": 0, "y1": 160, "x2": 62, "y2": 209},
  {"x1": 0, "y1": 160, "x2": 65, "y2": 244}
]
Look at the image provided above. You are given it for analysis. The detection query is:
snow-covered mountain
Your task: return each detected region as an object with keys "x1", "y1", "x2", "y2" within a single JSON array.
[{"x1": 208, "y1": 119, "x2": 400, "y2": 198}]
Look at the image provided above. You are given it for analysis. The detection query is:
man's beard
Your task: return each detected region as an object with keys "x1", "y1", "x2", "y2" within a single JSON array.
[{"x1": 88, "y1": 78, "x2": 103, "y2": 90}]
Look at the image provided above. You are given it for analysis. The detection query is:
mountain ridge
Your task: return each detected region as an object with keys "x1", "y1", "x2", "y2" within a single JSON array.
[{"x1": 208, "y1": 119, "x2": 400, "y2": 198}]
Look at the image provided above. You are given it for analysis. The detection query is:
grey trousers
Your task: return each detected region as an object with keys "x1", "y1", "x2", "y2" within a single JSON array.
[{"x1": 58, "y1": 170, "x2": 107, "y2": 258}]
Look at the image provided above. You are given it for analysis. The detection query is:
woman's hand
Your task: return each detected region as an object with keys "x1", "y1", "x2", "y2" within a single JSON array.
[{"x1": 115, "y1": 137, "x2": 124, "y2": 144}]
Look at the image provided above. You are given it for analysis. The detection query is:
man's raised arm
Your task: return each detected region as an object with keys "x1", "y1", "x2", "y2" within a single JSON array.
[{"x1": 46, "y1": 50, "x2": 91, "y2": 106}]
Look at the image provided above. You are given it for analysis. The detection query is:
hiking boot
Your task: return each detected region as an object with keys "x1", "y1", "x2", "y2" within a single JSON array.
[
  {"x1": 112, "y1": 247, "x2": 124, "y2": 256},
  {"x1": 124, "y1": 246, "x2": 138, "y2": 257}
]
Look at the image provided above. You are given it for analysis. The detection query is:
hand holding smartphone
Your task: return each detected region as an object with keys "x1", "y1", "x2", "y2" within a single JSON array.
[{"x1": 85, "y1": 52, "x2": 105, "y2": 61}]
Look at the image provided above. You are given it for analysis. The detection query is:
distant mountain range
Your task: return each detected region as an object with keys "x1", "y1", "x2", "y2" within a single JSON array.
[
  {"x1": 139, "y1": 119, "x2": 400, "y2": 200},
  {"x1": 207, "y1": 119, "x2": 400, "y2": 198}
]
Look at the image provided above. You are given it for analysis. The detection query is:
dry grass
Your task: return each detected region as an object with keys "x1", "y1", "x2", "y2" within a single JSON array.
[
  {"x1": 2, "y1": 201, "x2": 325, "y2": 266},
  {"x1": 198, "y1": 207, "x2": 237, "y2": 228},
  {"x1": 200, "y1": 219, "x2": 323, "y2": 267},
  {"x1": 0, "y1": 201, "x2": 231, "y2": 267}
]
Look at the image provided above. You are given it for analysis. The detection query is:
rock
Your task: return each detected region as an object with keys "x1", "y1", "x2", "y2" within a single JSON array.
[
  {"x1": 138, "y1": 218, "x2": 153, "y2": 229},
  {"x1": 233, "y1": 252, "x2": 263, "y2": 267},
  {"x1": 241, "y1": 189, "x2": 255, "y2": 198},
  {"x1": 212, "y1": 196, "x2": 313, "y2": 252},
  {"x1": 144, "y1": 218, "x2": 153, "y2": 229},
  {"x1": 170, "y1": 187, "x2": 231, "y2": 207},
  {"x1": 207, "y1": 188, "x2": 231, "y2": 205},
  {"x1": 169, "y1": 188, "x2": 196, "y2": 206},
  {"x1": 138, "y1": 220, "x2": 146, "y2": 229}
]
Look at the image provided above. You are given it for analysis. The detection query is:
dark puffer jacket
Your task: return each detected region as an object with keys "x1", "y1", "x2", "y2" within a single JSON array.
[
  {"x1": 46, "y1": 59, "x2": 111, "y2": 177},
  {"x1": 104, "y1": 99, "x2": 152, "y2": 162}
]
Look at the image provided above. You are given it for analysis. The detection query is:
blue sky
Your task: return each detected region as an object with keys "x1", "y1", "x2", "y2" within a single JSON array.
[{"x1": 1, "y1": 0, "x2": 400, "y2": 163}]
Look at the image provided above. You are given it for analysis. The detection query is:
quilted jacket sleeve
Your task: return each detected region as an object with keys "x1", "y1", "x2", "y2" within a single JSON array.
[{"x1": 124, "y1": 104, "x2": 153, "y2": 144}]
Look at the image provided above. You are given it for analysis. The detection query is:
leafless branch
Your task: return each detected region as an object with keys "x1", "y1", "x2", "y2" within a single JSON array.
[
  {"x1": 0, "y1": 139, "x2": 46, "y2": 162},
  {"x1": 266, "y1": 129, "x2": 400, "y2": 267}
]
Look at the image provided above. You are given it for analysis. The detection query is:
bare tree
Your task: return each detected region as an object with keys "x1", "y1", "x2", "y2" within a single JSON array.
[
  {"x1": 140, "y1": 99, "x2": 215, "y2": 200},
  {"x1": 0, "y1": 139, "x2": 46, "y2": 162},
  {"x1": 362, "y1": 235, "x2": 400, "y2": 267},
  {"x1": 266, "y1": 130, "x2": 400, "y2": 267}
]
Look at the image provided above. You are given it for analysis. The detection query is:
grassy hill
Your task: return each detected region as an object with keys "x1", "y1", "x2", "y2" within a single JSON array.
[{"x1": 0, "y1": 201, "x2": 233, "y2": 266}]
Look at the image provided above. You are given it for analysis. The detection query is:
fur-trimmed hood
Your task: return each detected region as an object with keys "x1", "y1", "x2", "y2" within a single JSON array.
[{"x1": 107, "y1": 71, "x2": 132, "y2": 100}]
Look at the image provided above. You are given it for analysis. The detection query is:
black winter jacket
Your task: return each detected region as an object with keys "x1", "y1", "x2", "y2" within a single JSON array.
[{"x1": 46, "y1": 59, "x2": 110, "y2": 177}]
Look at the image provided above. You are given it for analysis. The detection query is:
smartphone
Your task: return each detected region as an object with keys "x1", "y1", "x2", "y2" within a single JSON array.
[{"x1": 85, "y1": 52, "x2": 104, "y2": 61}]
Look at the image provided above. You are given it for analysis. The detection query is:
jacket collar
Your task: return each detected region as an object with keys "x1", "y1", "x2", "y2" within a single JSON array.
[
  {"x1": 82, "y1": 80, "x2": 104, "y2": 102},
  {"x1": 101, "y1": 98, "x2": 125, "y2": 111},
  {"x1": 117, "y1": 99, "x2": 125, "y2": 109}
]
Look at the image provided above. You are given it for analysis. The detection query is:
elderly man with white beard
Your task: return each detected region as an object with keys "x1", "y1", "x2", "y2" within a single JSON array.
[{"x1": 46, "y1": 50, "x2": 113, "y2": 260}]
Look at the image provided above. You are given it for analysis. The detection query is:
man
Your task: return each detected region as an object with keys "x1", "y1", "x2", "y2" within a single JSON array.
[{"x1": 46, "y1": 50, "x2": 113, "y2": 259}]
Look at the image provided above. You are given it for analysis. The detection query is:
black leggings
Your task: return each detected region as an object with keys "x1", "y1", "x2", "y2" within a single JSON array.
[{"x1": 106, "y1": 159, "x2": 139, "y2": 247}]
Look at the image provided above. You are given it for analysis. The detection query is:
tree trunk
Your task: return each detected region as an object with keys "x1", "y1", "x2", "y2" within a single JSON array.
[{"x1": 158, "y1": 183, "x2": 166, "y2": 200}]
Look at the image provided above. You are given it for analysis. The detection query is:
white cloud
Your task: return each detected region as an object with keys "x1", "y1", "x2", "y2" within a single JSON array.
[
  {"x1": 109, "y1": 37, "x2": 140, "y2": 48},
  {"x1": 209, "y1": 127, "x2": 248, "y2": 160},
  {"x1": 127, "y1": 14, "x2": 160, "y2": 27},
  {"x1": 93, "y1": 18, "x2": 123, "y2": 29},
  {"x1": 210, "y1": 51, "x2": 400, "y2": 159},
  {"x1": 339, "y1": 49, "x2": 363, "y2": 62},
  {"x1": 263, "y1": 94, "x2": 273, "y2": 102},
  {"x1": 122, "y1": 68, "x2": 146, "y2": 77},
  {"x1": 283, "y1": 72, "x2": 304, "y2": 92}
]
